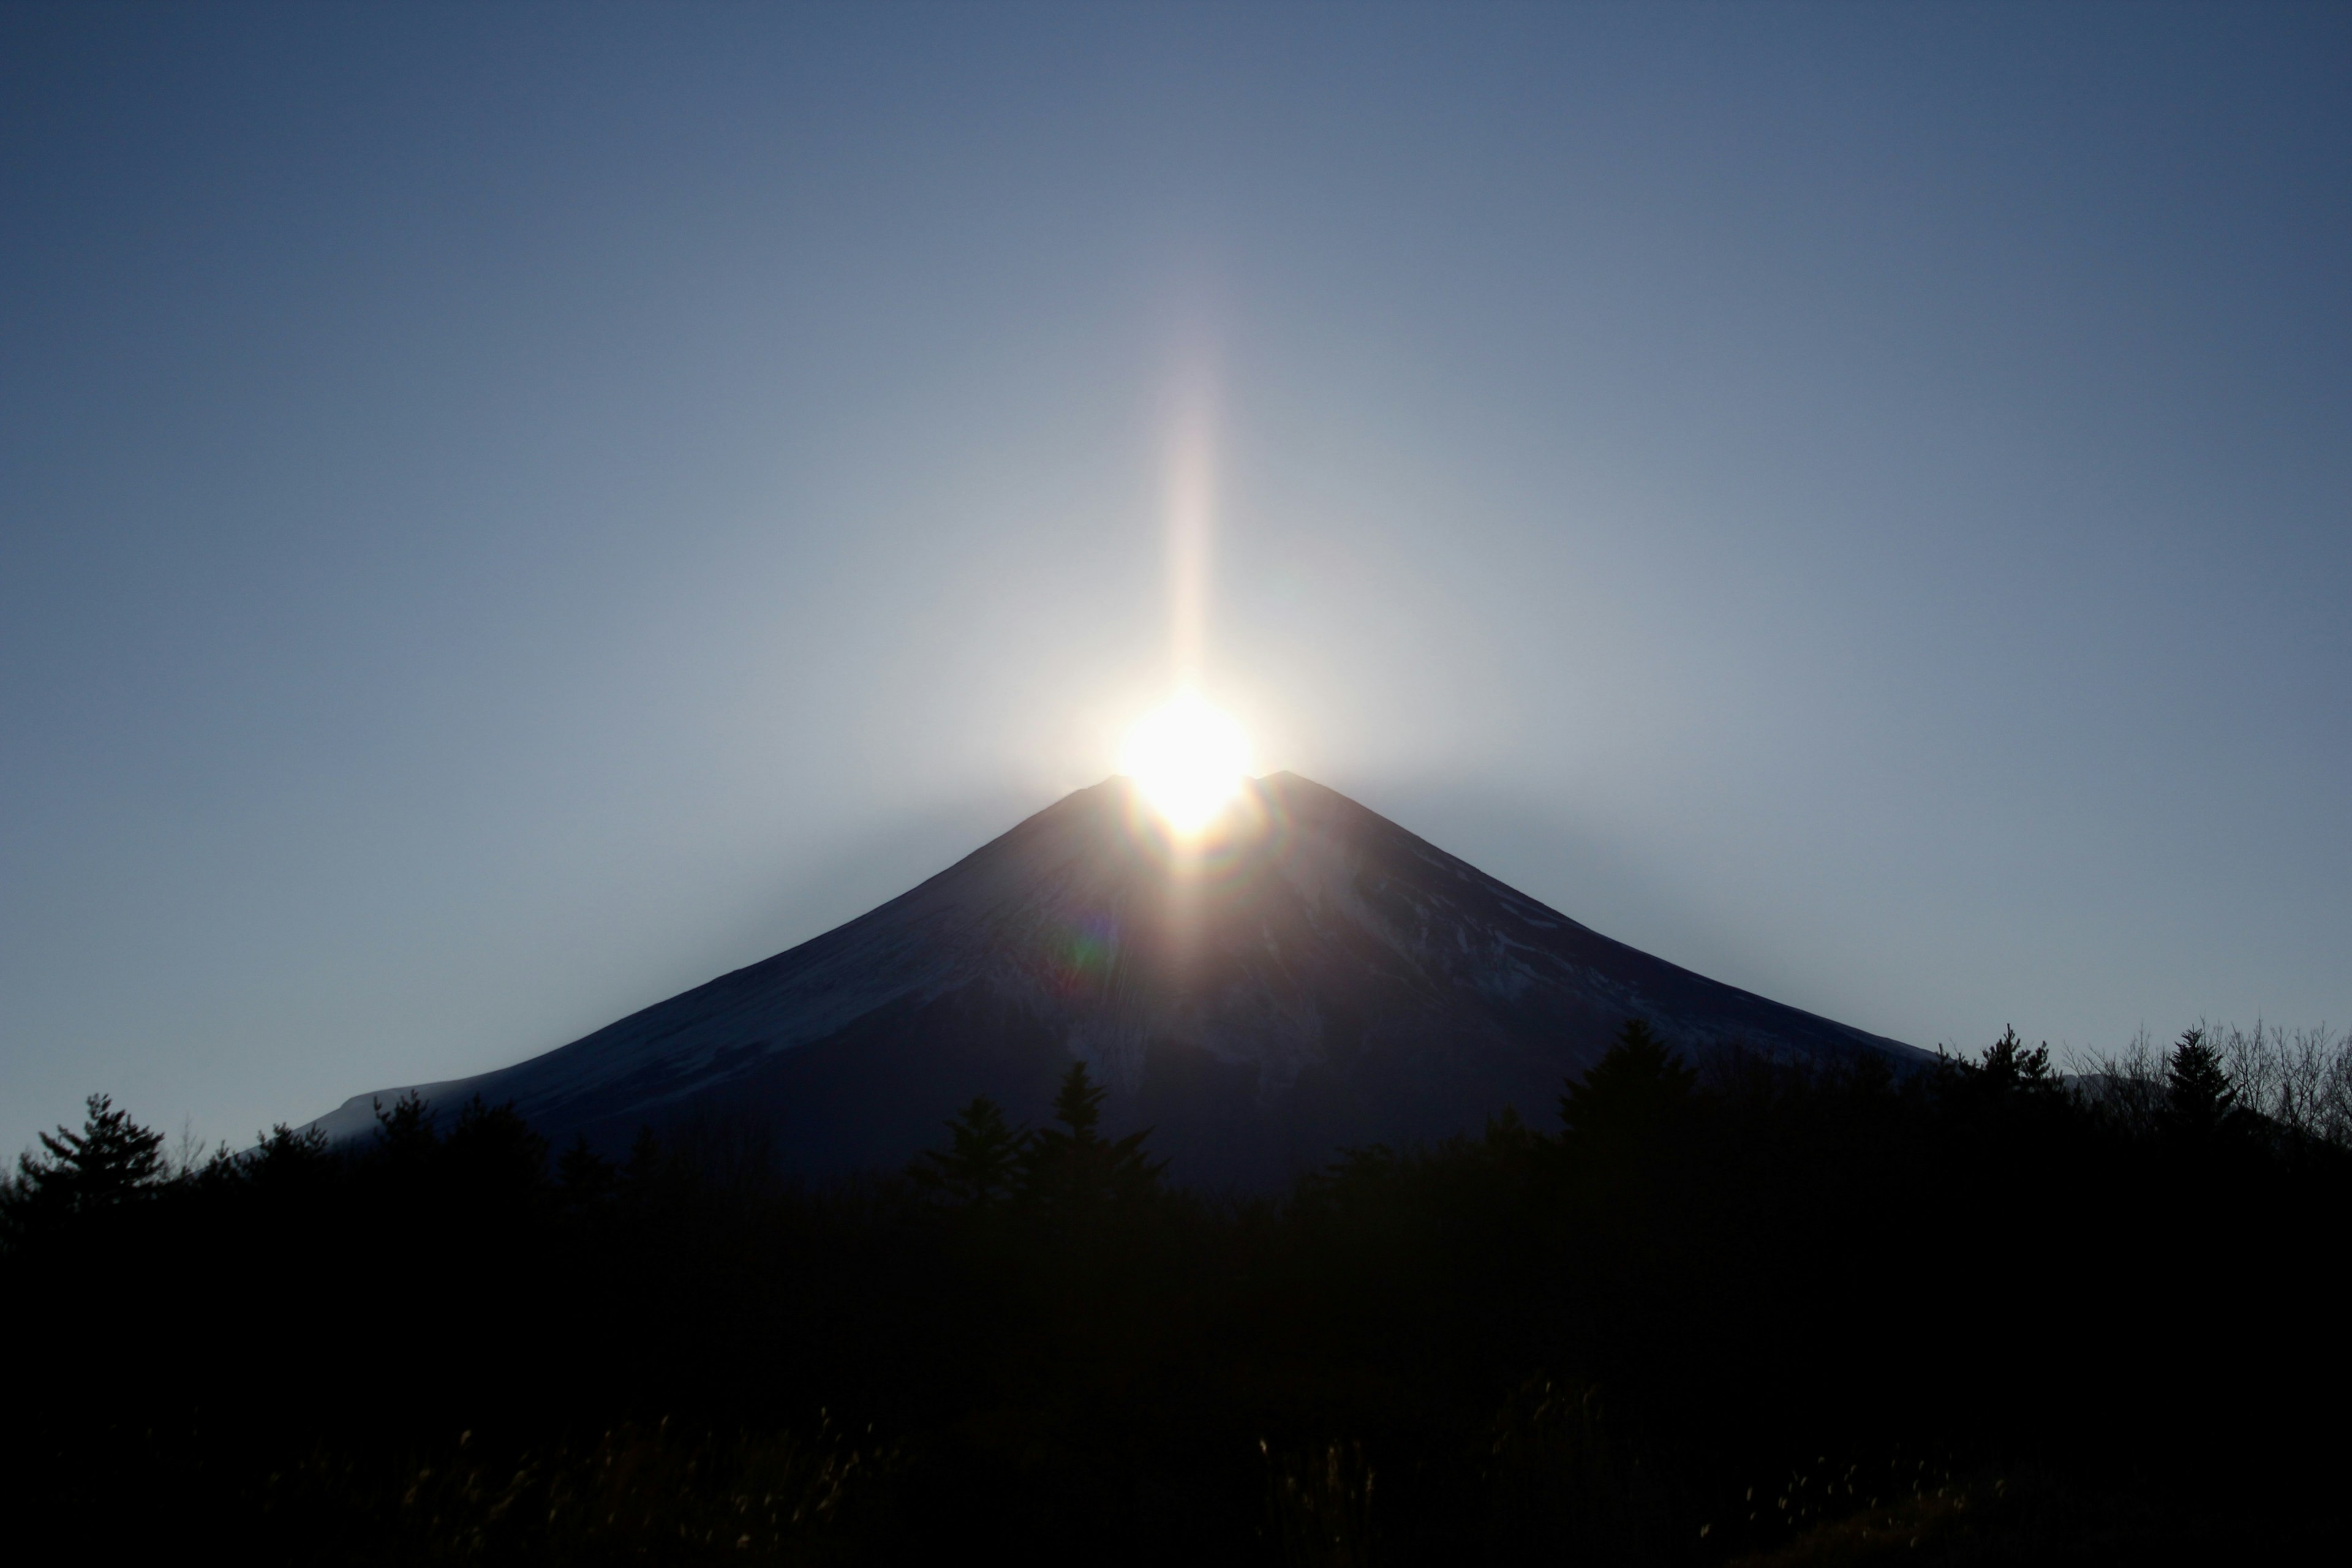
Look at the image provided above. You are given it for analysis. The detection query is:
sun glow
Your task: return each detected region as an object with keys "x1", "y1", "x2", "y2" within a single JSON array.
[{"x1": 1120, "y1": 691, "x2": 1250, "y2": 835}]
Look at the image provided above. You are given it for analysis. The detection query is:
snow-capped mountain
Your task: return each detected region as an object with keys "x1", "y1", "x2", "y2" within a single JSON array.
[{"x1": 309, "y1": 774, "x2": 1923, "y2": 1185}]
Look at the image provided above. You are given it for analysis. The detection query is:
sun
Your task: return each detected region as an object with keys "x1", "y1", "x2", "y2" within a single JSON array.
[{"x1": 1120, "y1": 691, "x2": 1251, "y2": 835}]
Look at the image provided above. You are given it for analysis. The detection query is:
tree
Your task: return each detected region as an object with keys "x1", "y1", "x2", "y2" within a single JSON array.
[
  {"x1": 442, "y1": 1095, "x2": 549, "y2": 1197},
  {"x1": 1936, "y1": 1026, "x2": 2068, "y2": 1131},
  {"x1": 1016, "y1": 1061, "x2": 1164, "y2": 1210},
  {"x1": 1559, "y1": 1020, "x2": 1695, "y2": 1152},
  {"x1": 245, "y1": 1122, "x2": 335, "y2": 1194},
  {"x1": 1978, "y1": 1026, "x2": 2057, "y2": 1092},
  {"x1": 2, "y1": 1094, "x2": 167, "y2": 1240},
  {"x1": 913, "y1": 1096, "x2": 1025, "y2": 1208},
  {"x1": 624, "y1": 1125, "x2": 662, "y2": 1180},
  {"x1": 372, "y1": 1091, "x2": 437, "y2": 1164},
  {"x1": 2160, "y1": 1027, "x2": 2241, "y2": 1145},
  {"x1": 557, "y1": 1134, "x2": 617, "y2": 1205}
]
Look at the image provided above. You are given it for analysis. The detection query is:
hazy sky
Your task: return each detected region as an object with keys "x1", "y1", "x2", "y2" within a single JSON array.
[{"x1": 4, "y1": 4, "x2": 2347, "y2": 1157}]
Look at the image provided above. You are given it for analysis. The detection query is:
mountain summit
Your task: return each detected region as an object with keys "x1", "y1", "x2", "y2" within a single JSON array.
[{"x1": 311, "y1": 774, "x2": 1921, "y2": 1184}]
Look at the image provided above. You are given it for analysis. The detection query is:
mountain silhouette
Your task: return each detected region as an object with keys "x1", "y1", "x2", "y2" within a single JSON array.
[{"x1": 309, "y1": 774, "x2": 1923, "y2": 1185}]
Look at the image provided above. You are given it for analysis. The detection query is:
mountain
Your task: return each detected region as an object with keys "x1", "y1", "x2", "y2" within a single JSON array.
[{"x1": 308, "y1": 773, "x2": 1924, "y2": 1186}]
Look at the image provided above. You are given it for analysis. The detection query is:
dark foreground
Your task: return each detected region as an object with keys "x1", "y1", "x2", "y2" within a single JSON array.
[{"x1": 4, "y1": 1024, "x2": 2345, "y2": 1563}]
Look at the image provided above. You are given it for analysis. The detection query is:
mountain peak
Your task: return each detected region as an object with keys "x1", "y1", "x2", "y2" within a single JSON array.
[{"x1": 311, "y1": 775, "x2": 1920, "y2": 1184}]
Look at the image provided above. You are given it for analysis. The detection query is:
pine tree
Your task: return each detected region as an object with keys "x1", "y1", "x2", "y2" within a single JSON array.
[
  {"x1": 442, "y1": 1095, "x2": 549, "y2": 1196},
  {"x1": 372, "y1": 1091, "x2": 437, "y2": 1164},
  {"x1": 622, "y1": 1125, "x2": 668, "y2": 1200},
  {"x1": 1978, "y1": 1025, "x2": 2057, "y2": 1091},
  {"x1": 1016, "y1": 1061, "x2": 1164, "y2": 1210},
  {"x1": 557, "y1": 1134, "x2": 617, "y2": 1205},
  {"x1": 246, "y1": 1122, "x2": 334, "y2": 1194},
  {"x1": 1, "y1": 1094, "x2": 167, "y2": 1240},
  {"x1": 1559, "y1": 1019, "x2": 1696, "y2": 1150},
  {"x1": 913, "y1": 1096, "x2": 1025, "y2": 1207},
  {"x1": 2160, "y1": 1027, "x2": 2240, "y2": 1144},
  {"x1": 1936, "y1": 1025, "x2": 2067, "y2": 1128}
]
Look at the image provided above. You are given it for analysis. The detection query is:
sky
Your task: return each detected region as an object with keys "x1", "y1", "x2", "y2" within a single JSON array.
[{"x1": 4, "y1": 3, "x2": 2347, "y2": 1158}]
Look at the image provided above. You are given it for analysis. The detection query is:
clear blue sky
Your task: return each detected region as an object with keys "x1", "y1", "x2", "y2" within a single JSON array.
[{"x1": 4, "y1": 3, "x2": 2346, "y2": 1155}]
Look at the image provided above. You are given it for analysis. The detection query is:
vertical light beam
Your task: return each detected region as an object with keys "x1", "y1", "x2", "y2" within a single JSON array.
[{"x1": 1165, "y1": 371, "x2": 1215, "y2": 690}]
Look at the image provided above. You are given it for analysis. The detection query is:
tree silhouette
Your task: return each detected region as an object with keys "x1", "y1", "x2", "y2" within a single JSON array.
[
  {"x1": 622, "y1": 1125, "x2": 671, "y2": 1203},
  {"x1": 2, "y1": 1094, "x2": 167, "y2": 1242},
  {"x1": 442, "y1": 1095, "x2": 549, "y2": 1198},
  {"x1": 557, "y1": 1134, "x2": 617, "y2": 1205},
  {"x1": 1978, "y1": 1025, "x2": 2057, "y2": 1092},
  {"x1": 2160, "y1": 1027, "x2": 2241, "y2": 1144},
  {"x1": 26, "y1": 1093, "x2": 164, "y2": 1207},
  {"x1": 1016, "y1": 1061, "x2": 1163, "y2": 1209},
  {"x1": 372, "y1": 1091, "x2": 437, "y2": 1164},
  {"x1": 913, "y1": 1095, "x2": 1025, "y2": 1207},
  {"x1": 1936, "y1": 1027, "x2": 2068, "y2": 1138},
  {"x1": 245, "y1": 1122, "x2": 334, "y2": 1193},
  {"x1": 1559, "y1": 1019, "x2": 1695, "y2": 1152}
]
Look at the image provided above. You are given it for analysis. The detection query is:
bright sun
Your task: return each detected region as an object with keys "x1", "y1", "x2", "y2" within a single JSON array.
[{"x1": 1120, "y1": 691, "x2": 1251, "y2": 835}]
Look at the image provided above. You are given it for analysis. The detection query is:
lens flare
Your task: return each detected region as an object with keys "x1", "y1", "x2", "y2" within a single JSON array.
[{"x1": 1120, "y1": 692, "x2": 1250, "y2": 835}]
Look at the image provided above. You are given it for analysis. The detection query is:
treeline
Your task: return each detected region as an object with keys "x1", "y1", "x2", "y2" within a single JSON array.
[
  {"x1": 3, "y1": 1023, "x2": 2347, "y2": 1563},
  {"x1": 2071, "y1": 1019, "x2": 2352, "y2": 1147}
]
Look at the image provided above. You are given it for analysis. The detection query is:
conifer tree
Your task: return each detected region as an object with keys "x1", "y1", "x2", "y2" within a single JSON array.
[
  {"x1": 372, "y1": 1091, "x2": 437, "y2": 1163},
  {"x1": 913, "y1": 1096, "x2": 1025, "y2": 1207},
  {"x1": 442, "y1": 1095, "x2": 549, "y2": 1196},
  {"x1": 1559, "y1": 1019, "x2": 1695, "y2": 1150},
  {"x1": 246, "y1": 1123, "x2": 334, "y2": 1193},
  {"x1": 1, "y1": 1094, "x2": 167, "y2": 1240},
  {"x1": 622, "y1": 1126, "x2": 668, "y2": 1199},
  {"x1": 2160, "y1": 1027, "x2": 2241, "y2": 1144},
  {"x1": 1936, "y1": 1026, "x2": 2067, "y2": 1131},
  {"x1": 557, "y1": 1134, "x2": 617, "y2": 1204},
  {"x1": 1016, "y1": 1061, "x2": 1163, "y2": 1209},
  {"x1": 1977, "y1": 1025, "x2": 2057, "y2": 1092}
]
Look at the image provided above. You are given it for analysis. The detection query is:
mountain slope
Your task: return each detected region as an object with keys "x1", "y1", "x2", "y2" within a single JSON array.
[{"x1": 310, "y1": 774, "x2": 1923, "y2": 1184}]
